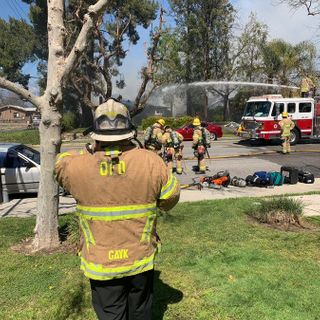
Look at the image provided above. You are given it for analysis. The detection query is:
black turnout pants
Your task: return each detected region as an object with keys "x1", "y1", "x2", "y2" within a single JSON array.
[{"x1": 90, "y1": 270, "x2": 154, "y2": 320}]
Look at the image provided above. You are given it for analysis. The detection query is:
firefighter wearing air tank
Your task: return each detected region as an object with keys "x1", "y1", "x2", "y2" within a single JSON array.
[
  {"x1": 162, "y1": 125, "x2": 184, "y2": 174},
  {"x1": 55, "y1": 99, "x2": 180, "y2": 320},
  {"x1": 144, "y1": 118, "x2": 165, "y2": 152},
  {"x1": 279, "y1": 111, "x2": 295, "y2": 154},
  {"x1": 192, "y1": 118, "x2": 211, "y2": 173}
]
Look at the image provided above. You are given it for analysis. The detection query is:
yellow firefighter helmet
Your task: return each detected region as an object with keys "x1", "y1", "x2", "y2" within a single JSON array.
[
  {"x1": 192, "y1": 118, "x2": 201, "y2": 126},
  {"x1": 282, "y1": 111, "x2": 289, "y2": 118},
  {"x1": 157, "y1": 118, "x2": 165, "y2": 126}
]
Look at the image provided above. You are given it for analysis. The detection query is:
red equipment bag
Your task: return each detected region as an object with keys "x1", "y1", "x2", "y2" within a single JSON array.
[{"x1": 197, "y1": 145, "x2": 206, "y2": 155}]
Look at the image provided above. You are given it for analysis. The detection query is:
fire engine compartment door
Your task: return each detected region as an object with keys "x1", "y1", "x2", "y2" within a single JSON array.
[
  {"x1": 314, "y1": 102, "x2": 320, "y2": 136},
  {"x1": 295, "y1": 102, "x2": 313, "y2": 136}
]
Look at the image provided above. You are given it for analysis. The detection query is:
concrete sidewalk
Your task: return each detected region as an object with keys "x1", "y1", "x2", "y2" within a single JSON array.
[
  {"x1": 180, "y1": 178, "x2": 320, "y2": 217},
  {"x1": 1, "y1": 179, "x2": 320, "y2": 218}
]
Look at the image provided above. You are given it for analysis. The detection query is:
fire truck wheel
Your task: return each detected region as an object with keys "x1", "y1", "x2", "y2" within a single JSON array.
[
  {"x1": 289, "y1": 128, "x2": 300, "y2": 145},
  {"x1": 249, "y1": 138, "x2": 265, "y2": 146}
]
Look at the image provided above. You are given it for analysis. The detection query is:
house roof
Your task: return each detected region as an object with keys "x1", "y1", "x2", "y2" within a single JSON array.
[{"x1": 0, "y1": 105, "x2": 37, "y2": 112}]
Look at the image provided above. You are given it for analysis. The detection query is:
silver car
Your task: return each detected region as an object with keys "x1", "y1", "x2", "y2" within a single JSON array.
[{"x1": 0, "y1": 143, "x2": 40, "y2": 201}]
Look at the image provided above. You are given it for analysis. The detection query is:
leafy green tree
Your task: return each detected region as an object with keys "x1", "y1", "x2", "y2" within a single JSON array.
[
  {"x1": 165, "y1": 0, "x2": 236, "y2": 118},
  {"x1": 0, "y1": 18, "x2": 36, "y2": 88},
  {"x1": 23, "y1": 0, "x2": 158, "y2": 105},
  {"x1": 236, "y1": 13, "x2": 268, "y2": 82},
  {"x1": 169, "y1": 0, "x2": 235, "y2": 82},
  {"x1": 262, "y1": 39, "x2": 317, "y2": 85}
]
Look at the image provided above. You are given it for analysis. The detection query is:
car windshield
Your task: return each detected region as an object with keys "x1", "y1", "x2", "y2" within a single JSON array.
[
  {"x1": 16, "y1": 146, "x2": 40, "y2": 165},
  {"x1": 244, "y1": 101, "x2": 271, "y2": 117},
  {"x1": 178, "y1": 123, "x2": 191, "y2": 129}
]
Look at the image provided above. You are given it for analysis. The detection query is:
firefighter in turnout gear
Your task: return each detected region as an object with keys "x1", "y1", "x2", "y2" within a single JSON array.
[
  {"x1": 279, "y1": 111, "x2": 295, "y2": 154},
  {"x1": 55, "y1": 99, "x2": 180, "y2": 320},
  {"x1": 144, "y1": 118, "x2": 165, "y2": 152},
  {"x1": 162, "y1": 125, "x2": 184, "y2": 174},
  {"x1": 300, "y1": 76, "x2": 314, "y2": 97},
  {"x1": 192, "y1": 118, "x2": 211, "y2": 173}
]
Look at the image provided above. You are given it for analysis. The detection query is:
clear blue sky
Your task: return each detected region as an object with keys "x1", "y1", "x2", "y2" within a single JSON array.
[{"x1": 1, "y1": 0, "x2": 318, "y2": 98}]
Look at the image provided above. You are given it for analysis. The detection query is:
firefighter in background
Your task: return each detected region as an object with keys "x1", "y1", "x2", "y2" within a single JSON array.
[
  {"x1": 162, "y1": 125, "x2": 184, "y2": 174},
  {"x1": 144, "y1": 118, "x2": 165, "y2": 152},
  {"x1": 192, "y1": 118, "x2": 211, "y2": 173},
  {"x1": 55, "y1": 99, "x2": 180, "y2": 320},
  {"x1": 300, "y1": 76, "x2": 315, "y2": 97},
  {"x1": 279, "y1": 111, "x2": 295, "y2": 154}
]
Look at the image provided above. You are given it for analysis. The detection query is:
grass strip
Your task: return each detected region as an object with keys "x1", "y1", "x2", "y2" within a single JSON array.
[{"x1": 1, "y1": 198, "x2": 320, "y2": 319}]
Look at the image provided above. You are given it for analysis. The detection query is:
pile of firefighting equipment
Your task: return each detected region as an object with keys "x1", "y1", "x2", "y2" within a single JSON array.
[
  {"x1": 245, "y1": 166, "x2": 315, "y2": 188},
  {"x1": 181, "y1": 166, "x2": 315, "y2": 190},
  {"x1": 200, "y1": 170, "x2": 231, "y2": 188}
]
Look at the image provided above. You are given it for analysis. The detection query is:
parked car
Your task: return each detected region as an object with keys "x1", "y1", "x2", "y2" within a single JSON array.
[
  {"x1": 27, "y1": 116, "x2": 41, "y2": 129},
  {"x1": 176, "y1": 121, "x2": 223, "y2": 141},
  {"x1": 0, "y1": 143, "x2": 40, "y2": 198}
]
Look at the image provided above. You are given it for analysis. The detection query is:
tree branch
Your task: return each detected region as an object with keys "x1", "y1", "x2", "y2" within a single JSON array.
[
  {"x1": 70, "y1": 77, "x2": 95, "y2": 109},
  {"x1": 63, "y1": 0, "x2": 109, "y2": 82},
  {"x1": 281, "y1": 0, "x2": 320, "y2": 16},
  {"x1": 132, "y1": 8, "x2": 165, "y2": 116},
  {"x1": 0, "y1": 77, "x2": 41, "y2": 109}
]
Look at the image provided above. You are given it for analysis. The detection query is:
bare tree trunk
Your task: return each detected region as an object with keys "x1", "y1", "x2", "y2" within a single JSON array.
[
  {"x1": 32, "y1": 0, "x2": 65, "y2": 250},
  {"x1": 33, "y1": 104, "x2": 62, "y2": 249},
  {"x1": 131, "y1": 8, "x2": 164, "y2": 117},
  {"x1": 0, "y1": 0, "x2": 115, "y2": 251},
  {"x1": 204, "y1": 93, "x2": 208, "y2": 121},
  {"x1": 223, "y1": 95, "x2": 230, "y2": 121}
]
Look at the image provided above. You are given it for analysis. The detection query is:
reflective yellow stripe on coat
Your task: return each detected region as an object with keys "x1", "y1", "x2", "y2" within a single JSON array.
[
  {"x1": 79, "y1": 217, "x2": 95, "y2": 250},
  {"x1": 160, "y1": 173, "x2": 178, "y2": 200},
  {"x1": 77, "y1": 203, "x2": 157, "y2": 221},
  {"x1": 56, "y1": 152, "x2": 72, "y2": 163},
  {"x1": 80, "y1": 252, "x2": 156, "y2": 281}
]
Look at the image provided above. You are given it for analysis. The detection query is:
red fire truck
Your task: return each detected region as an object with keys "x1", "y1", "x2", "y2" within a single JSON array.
[{"x1": 237, "y1": 94, "x2": 320, "y2": 144}]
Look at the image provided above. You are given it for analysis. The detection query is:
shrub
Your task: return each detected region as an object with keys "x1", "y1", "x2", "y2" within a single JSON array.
[
  {"x1": 59, "y1": 213, "x2": 80, "y2": 248},
  {"x1": 247, "y1": 197, "x2": 304, "y2": 229},
  {"x1": 62, "y1": 111, "x2": 77, "y2": 132},
  {"x1": 141, "y1": 116, "x2": 193, "y2": 130}
]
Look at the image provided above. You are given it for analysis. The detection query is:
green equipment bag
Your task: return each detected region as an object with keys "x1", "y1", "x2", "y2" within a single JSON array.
[{"x1": 268, "y1": 171, "x2": 284, "y2": 186}]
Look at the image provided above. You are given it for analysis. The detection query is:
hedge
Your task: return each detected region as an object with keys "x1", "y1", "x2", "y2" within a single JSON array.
[{"x1": 141, "y1": 116, "x2": 194, "y2": 130}]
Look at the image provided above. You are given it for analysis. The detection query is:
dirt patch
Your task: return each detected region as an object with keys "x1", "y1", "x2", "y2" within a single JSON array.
[
  {"x1": 11, "y1": 237, "x2": 78, "y2": 255},
  {"x1": 246, "y1": 214, "x2": 319, "y2": 232}
]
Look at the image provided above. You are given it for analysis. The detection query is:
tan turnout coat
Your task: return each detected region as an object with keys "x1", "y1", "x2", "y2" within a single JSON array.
[{"x1": 55, "y1": 144, "x2": 180, "y2": 281}]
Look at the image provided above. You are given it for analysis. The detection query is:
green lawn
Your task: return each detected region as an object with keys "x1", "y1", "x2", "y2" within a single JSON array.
[
  {"x1": 0, "y1": 129, "x2": 40, "y2": 145},
  {"x1": 1, "y1": 198, "x2": 320, "y2": 319}
]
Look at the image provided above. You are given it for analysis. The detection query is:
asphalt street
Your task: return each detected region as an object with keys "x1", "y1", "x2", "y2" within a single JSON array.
[
  {"x1": 61, "y1": 136, "x2": 320, "y2": 186},
  {"x1": 2, "y1": 136, "x2": 320, "y2": 217}
]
